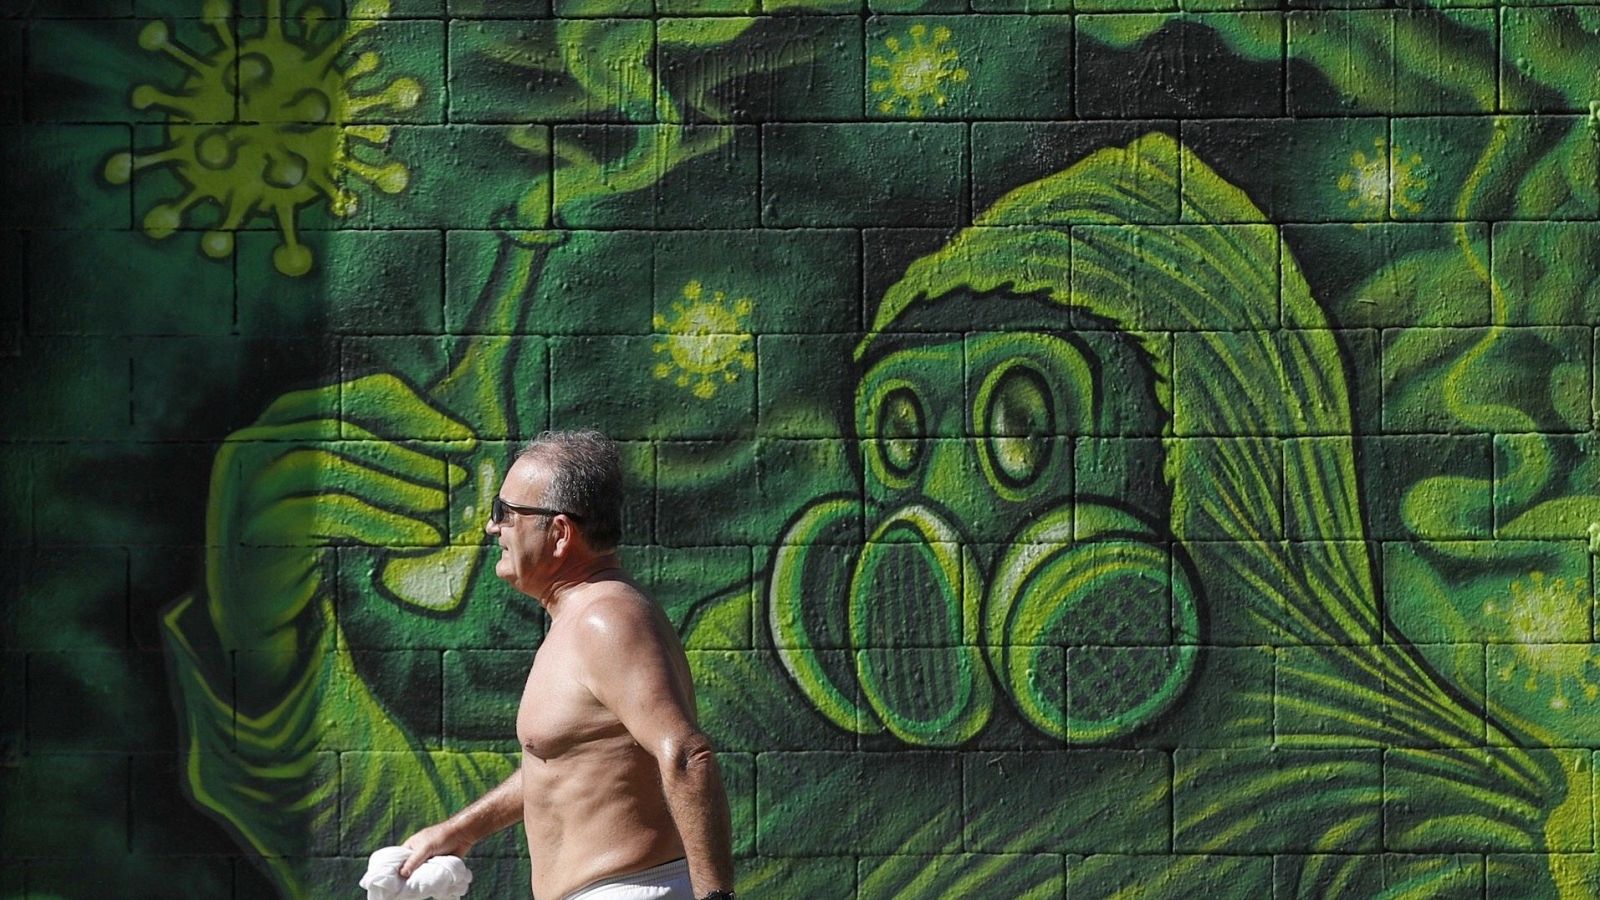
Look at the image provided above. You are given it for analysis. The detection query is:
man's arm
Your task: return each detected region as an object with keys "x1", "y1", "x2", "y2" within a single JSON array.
[
  {"x1": 656, "y1": 728, "x2": 735, "y2": 896},
  {"x1": 580, "y1": 600, "x2": 735, "y2": 896},
  {"x1": 400, "y1": 767, "x2": 524, "y2": 877}
]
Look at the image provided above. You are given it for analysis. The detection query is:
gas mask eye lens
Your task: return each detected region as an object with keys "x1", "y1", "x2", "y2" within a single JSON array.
[{"x1": 876, "y1": 386, "x2": 925, "y2": 478}]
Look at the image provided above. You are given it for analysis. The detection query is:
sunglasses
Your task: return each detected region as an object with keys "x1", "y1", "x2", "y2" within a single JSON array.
[{"x1": 490, "y1": 497, "x2": 585, "y2": 525}]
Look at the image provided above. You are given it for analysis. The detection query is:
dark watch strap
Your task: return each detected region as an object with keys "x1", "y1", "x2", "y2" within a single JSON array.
[{"x1": 697, "y1": 892, "x2": 735, "y2": 900}]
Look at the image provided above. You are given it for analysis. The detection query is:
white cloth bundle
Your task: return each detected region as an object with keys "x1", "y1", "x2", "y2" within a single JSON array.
[{"x1": 359, "y1": 846, "x2": 474, "y2": 900}]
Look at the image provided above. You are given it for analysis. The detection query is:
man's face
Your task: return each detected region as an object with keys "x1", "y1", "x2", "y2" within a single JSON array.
[{"x1": 487, "y1": 457, "x2": 557, "y2": 598}]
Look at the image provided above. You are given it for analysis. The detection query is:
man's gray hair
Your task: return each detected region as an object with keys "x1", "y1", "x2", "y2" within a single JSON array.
[{"x1": 514, "y1": 429, "x2": 624, "y2": 550}]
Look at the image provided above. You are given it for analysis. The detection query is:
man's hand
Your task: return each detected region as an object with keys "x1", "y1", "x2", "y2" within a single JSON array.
[
  {"x1": 204, "y1": 373, "x2": 474, "y2": 704},
  {"x1": 397, "y1": 768, "x2": 524, "y2": 877},
  {"x1": 399, "y1": 821, "x2": 476, "y2": 879}
]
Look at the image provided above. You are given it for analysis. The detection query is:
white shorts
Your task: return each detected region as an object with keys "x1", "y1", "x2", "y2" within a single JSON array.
[{"x1": 563, "y1": 858, "x2": 694, "y2": 900}]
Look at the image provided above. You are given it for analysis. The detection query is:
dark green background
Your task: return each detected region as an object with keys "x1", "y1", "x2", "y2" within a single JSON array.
[{"x1": 6, "y1": 0, "x2": 1600, "y2": 897}]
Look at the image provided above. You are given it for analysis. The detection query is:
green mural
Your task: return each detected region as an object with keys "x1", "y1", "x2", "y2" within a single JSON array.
[{"x1": 7, "y1": 0, "x2": 1600, "y2": 897}]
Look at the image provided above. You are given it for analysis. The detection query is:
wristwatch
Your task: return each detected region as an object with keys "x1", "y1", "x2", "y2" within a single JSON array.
[{"x1": 697, "y1": 892, "x2": 735, "y2": 900}]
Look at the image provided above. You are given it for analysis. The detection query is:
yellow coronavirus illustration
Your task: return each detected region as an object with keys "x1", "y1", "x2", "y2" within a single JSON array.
[
  {"x1": 1337, "y1": 136, "x2": 1428, "y2": 219},
  {"x1": 1487, "y1": 572, "x2": 1600, "y2": 711},
  {"x1": 652, "y1": 281, "x2": 755, "y2": 400},
  {"x1": 870, "y1": 24, "x2": 968, "y2": 118},
  {"x1": 101, "y1": 0, "x2": 419, "y2": 276}
]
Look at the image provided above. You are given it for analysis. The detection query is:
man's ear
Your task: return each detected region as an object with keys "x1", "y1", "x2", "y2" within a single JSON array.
[{"x1": 549, "y1": 516, "x2": 577, "y2": 557}]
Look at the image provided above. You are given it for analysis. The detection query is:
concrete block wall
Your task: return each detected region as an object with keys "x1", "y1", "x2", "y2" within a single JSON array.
[{"x1": 4, "y1": 0, "x2": 1600, "y2": 896}]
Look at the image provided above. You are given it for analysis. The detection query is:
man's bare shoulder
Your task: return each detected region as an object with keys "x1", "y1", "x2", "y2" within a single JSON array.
[
  {"x1": 566, "y1": 577, "x2": 691, "y2": 724},
  {"x1": 570, "y1": 576, "x2": 668, "y2": 648}
]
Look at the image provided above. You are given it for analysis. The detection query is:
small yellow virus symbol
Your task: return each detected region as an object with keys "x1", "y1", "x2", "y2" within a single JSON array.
[
  {"x1": 652, "y1": 281, "x2": 755, "y2": 400},
  {"x1": 101, "y1": 0, "x2": 419, "y2": 276},
  {"x1": 1337, "y1": 137, "x2": 1428, "y2": 219},
  {"x1": 1487, "y1": 572, "x2": 1600, "y2": 712},
  {"x1": 870, "y1": 24, "x2": 969, "y2": 118}
]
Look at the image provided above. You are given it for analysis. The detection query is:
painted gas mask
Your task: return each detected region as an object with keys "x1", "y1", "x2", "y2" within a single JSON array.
[{"x1": 769, "y1": 307, "x2": 1200, "y2": 747}]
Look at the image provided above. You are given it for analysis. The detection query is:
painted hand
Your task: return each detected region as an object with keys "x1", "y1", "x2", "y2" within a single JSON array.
[{"x1": 204, "y1": 373, "x2": 475, "y2": 701}]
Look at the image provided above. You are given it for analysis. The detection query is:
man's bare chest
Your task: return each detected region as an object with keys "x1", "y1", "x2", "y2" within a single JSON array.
[{"x1": 515, "y1": 639, "x2": 621, "y2": 760}]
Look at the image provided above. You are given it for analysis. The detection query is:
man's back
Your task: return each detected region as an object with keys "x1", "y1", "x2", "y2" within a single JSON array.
[{"x1": 517, "y1": 575, "x2": 696, "y2": 899}]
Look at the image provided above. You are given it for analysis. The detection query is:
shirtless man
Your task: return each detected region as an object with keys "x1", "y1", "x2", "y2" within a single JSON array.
[{"x1": 399, "y1": 430, "x2": 736, "y2": 900}]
